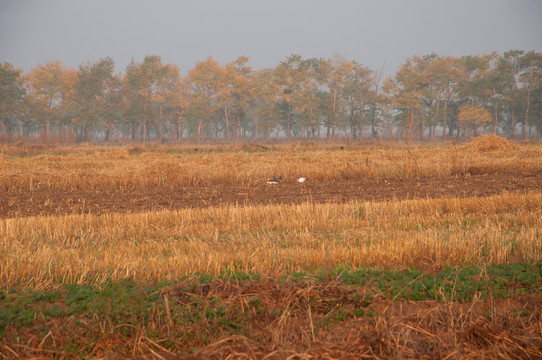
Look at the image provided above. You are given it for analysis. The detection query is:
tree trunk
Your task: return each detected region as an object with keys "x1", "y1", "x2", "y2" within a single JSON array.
[
  {"x1": 524, "y1": 65, "x2": 534, "y2": 140},
  {"x1": 159, "y1": 105, "x2": 163, "y2": 140},
  {"x1": 286, "y1": 105, "x2": 291, "y2": 139},
  {"x1": 408, "y1": 109, "x2": 414, "y2": 144},
  {"x1": 442, "y1": 100, "x2": 448, "y2": 140},
  {"x1": 143, "y1": 117, "x2": 147, "y2": 142},
  {"x1": 224, "y1": 107, "x2": 229, "y2": 139},
  {"x1": 331, "y1": 88, "x2": 337, "y2": 138},
  {"x1": 70, "y1": 124, "x2": 75, "y2": 143},
  {"x1": 493, "y1": 87, "x2": 499, "y2": 135},
  {"x1": 113, "y1": 125, "x2": 121, "y2": 142},
  {"x1": 493, "y1": 109, "x2": 498, "y2": 134},
  {"x1": 524, "y1": 89, "x2": 531, "y2": 140},
  {"x1": 46, "y1": 118, "x2": 50, "y2": 142},
  {"x1": 143, "y1": 100, "x2": 148, "y2": 142},
  {"x1": 0, "y1": 120, "x2": 6, "y2": 138},
  {"x1": 237, "y1": 112, "x2": 241, "y2": 140},
  {"x1": 433, "y1": 100, "x2": 440, "y2": 140},
  {"x1": 510, "y1": 109, "x2": 515, "y2": 139},
  {"x1": 359, "y1": 92, "x2": 365, "y2": 142}
]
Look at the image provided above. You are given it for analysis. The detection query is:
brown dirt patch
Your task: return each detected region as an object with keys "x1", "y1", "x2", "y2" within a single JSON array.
[{"x1": 2, "y1": 171, "x2": 541, "y2": 218}]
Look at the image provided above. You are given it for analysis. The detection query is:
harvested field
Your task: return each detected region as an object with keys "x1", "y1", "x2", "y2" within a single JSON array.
[
  {"x1": 1, "y1": 140, "x2": 541, "y2": 218},
  {"x1": 1, "y1": 172, "x2": 541, "y2": 218},
  {"x1": 2, "y1": 192, "x2": 542, "y2": 289},
  {"x1": 1, "y1": 138, "x2": 541, "y2": 359}
]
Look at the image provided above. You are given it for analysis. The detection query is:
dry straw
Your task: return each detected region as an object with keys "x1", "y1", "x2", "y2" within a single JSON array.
[
  {"x1": 1, "y1": 192, "x2": 541, "y2": 289},
  {"x1": 1, "y1": 141, "x2": 540, "y2": 289},
  {"x1": 462, "y1": 134, "x2": 520, "y2": 152},
  {"x1": 0, "y1": 141, "x2": 540, "y2": 191}
]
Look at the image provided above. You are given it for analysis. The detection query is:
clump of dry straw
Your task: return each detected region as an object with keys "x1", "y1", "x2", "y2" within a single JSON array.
[{"x1": 463, "y1": 134, "x2": 519, "y2": 152}]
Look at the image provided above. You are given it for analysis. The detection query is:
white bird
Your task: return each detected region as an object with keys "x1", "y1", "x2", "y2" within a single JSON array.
[
  {"x1": 297, "y1": 177, "x2": 307, "y2": 183},
  {"x1": 267, "y1": 176, "x2": 282, "y2": 184}
]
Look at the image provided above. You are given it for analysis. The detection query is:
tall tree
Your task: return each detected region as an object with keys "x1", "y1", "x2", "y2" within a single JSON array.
[
  {"x1": 383, "y1": 55, "x2": 426, "y2": 143},
  {"x1": 187, "y1": 56, "x2": 223, "y2": 139},
  {"x1": 322, "y1": 54, "x2": 355, "y2": 138},
  {"x1": 221, "y1": 56, "x2": 252, "y2": 139},
  {"x1": 274, "y1": 54, "x2": 302, "y2": 139},
  {"x1": 250, "y1": 67, "x2": 282, "y2": 138},
  {"x1": 275, "y1": 55, "x2": 323, "y2": 139},
  {"x1": 293, "y1": 57, "x2": 324, "y2": 139},
  {"x1": 423, "y1": 55, "x2": 466, "y2": 139},
  {"x1": 457, "y1": 104, "x2": 491, "y2": 138},
  {"x1": 498, "y1": 50, "x2": 524, "y2": 137},
  {"x1": 73, "y1": 57, "x2": 119, "y2": 141},
  {"x1": 122, "y1": 55, "x2": 181, "y2": 141},
  {"x1": 25, "y1": 60, "x2": 77, "y2": 141},
  {"x1": 160, "y1": 67, "x2": 189, "y2": 142},
  {"x1": 0, "y1": 63, "x2": 26, "y2": 138},
  {"x1": 341, "y1": 61, "x2": 373, "y2": 139},
  {"x1": 518, "y1": 51, "x2": 542, "y2": 139}
]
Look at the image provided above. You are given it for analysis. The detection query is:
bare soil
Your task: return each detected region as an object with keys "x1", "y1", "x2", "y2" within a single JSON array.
[{"x1": 1, "y1": 171, "x2": 541, "y2": 218}]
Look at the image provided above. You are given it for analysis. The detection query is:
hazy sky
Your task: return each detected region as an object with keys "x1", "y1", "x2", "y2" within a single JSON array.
[{"x1": 1, "y1": 0, "x2": 541, "y2": 76}]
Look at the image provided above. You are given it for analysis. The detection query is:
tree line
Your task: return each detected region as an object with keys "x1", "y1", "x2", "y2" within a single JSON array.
[{"x1": 1, "y1": 51, "x2": 541, "y2": 143}]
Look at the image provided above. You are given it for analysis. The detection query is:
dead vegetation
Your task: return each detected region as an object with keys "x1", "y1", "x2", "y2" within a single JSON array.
[
  {"x1": 1, "y1": 192, "x2": 541, "y2": 289},
  {"x1": 1, "y1": 140, "x2": 541, "y2": 359},
  {"x1": 177, "y1": 281, "x2": 542, "y2": 360},
  {"x1": 2, "y1": 279, "x2": 541, "y2": 359},
  {"x1": 462, "y1": 134, "x2": 520, "y2": 152},
  {"x1": 0, "y1": 140, "x2": 540, "y2": 193}
]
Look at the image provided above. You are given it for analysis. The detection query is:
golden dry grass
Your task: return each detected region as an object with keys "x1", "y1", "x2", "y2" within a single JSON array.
[
  {"x1": 0, "y1": 140, "x2": 541, "y2": 192},
  {"x1": 462, "y1": 134, "x2": 520, "y2": 152},
  {"x1": 1, "y1": 140, "x2": 541, "y2": 290},
  {"x1": 1, "y1": 192, "x2": 541, "y2": 289}
]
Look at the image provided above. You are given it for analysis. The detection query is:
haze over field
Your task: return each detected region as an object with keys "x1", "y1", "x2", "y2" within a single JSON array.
[{"x1": 1, "y1": 0, "x2": 541, "y2": 75}]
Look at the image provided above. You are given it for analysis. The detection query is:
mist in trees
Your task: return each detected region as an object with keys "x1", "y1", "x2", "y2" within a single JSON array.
[{"x1": 1, "y1": 50, "x2": 541, "y2": 143}]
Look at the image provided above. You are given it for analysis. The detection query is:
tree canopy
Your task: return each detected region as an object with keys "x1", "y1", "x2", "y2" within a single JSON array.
[{"x1": 1, "y1": 51, "x2": 540, "y2": 142}]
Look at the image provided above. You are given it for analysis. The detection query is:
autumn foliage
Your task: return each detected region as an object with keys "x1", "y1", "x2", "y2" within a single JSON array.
[
  {"x1": 457, "y1": 104, "x2": 492, "y2": 137},
  {"x1": 0, "y1": 51, "x2": 541, "y2": 143}
]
